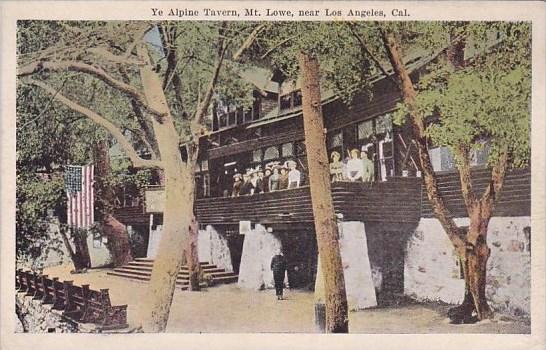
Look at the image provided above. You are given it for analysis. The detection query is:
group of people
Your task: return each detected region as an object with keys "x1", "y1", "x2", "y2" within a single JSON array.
[
  {"x1": 330, "y1": 145, "x2": 375, "y2": 183},
  {"x1": 231, "y1": 160, "x2": 302, "y2": 197}
]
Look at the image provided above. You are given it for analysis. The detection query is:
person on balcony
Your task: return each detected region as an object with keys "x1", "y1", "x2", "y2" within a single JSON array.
[
  {"x1": 269, "y1": 166, "x2": 280, "y2": 191},
  {"x1": 346, "y1": 149, "x2": 363, "y2": 182},
  {"x1": 232, "y1": 172, "x2": 242, "y2": 197},
  {"x1": 329, "y1": 151, "x2": 344, "y2": 182},
  {"x1": 255, "y1": 168, "x2": 265, "y2": 194},
  {"x1": 361, "y1": 146, "x2": 375, "y2": 183},
  {"x1": 287, "y1": 160, "x2": 301, "y2": 188},
  {"x1": 279, "y1": 165, "x2": 289, "y2": 190},
  {"x1": 263, "y1": 167, "x2": 272, "y2": 192},
  {"x1": 239, "y1": 171, "x2": 254, "y2": 195},
  {"x1": 270, "y1": 249, "x2": 287, "y2": 300}
]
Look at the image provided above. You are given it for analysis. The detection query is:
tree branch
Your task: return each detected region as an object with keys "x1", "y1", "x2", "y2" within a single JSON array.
[
  {"x1": 232, "y1": 24, "x2": 268, "y2": 61},
  {"x1": 260, "y1": 35, "x2": 298, "y2": 60},
  {"x1": 192, "y1": 22, "x2": 228, "y2": 127},
  {"x1": 454, "y1": 144, "x2": 478, "y2": 213},
  {"x1": 86, "y1": 47, "x2": 145, "y2": 66},
  {"x1": 25, "y1": 78, "x2": 163, "y2": 169},
  {"x1": 480, "y1": 147, "x2": 509, "y2": 207},
  {"x1": 347, "y1": 22, "x2": 398, "y2": 87},
  {"x1": 18, "y1": 60, "x2": 166, "y2": 120}
]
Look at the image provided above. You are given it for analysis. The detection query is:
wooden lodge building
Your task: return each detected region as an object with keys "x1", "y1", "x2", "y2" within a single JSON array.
[{"x1": 112, "y1": 54, "x2": 531, "y2": 312}]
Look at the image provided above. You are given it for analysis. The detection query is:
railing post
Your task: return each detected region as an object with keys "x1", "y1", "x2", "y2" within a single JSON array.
[
  {"x1": 26, "y1": 272, "x2": 37, "y2": 296},
  {"x1": 80, "y1": 284, "x2": 91, "y2": 323},
  {"x1": 33, "y1": 274, "x2": 47, "y2": 300},
  {"x1": 15, "y1": 269, "x2": 21, "y2": 290},
  {"x1": 42, "y1": 276, "x2": 54, "y2": 304},
  {"x1": 51, "y1": 278, "x2": 63, "y2": 309},
  {"x1": 63, "y1": 281, "x2": 74, "y2": 313}
]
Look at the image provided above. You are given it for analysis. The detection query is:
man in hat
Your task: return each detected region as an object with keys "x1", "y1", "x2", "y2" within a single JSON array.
[
  {"x1": 361, "y1": 146, "x2": 375, "y2": 183},
  {"x1": 270, "y1": 248, "x2": 287, "y2": 300},
  {"x1": 329, "y1": 151, "x2": 344, "y2": 182},
  {"x1": 232, "y1": 172, "x2": 242, "y2": 197},
  {"x1": 255, "y1": 168, "x2": 265, "y2": 193},
  {"x1": 269, "y1": 165, "x2": 280, "y2": 191},
  {"x1": 239, "y1": 171, "x2": 254, "y2": 195},
  {"x1": 278, "y1": 164, "x2": 289, "y2": 190}
]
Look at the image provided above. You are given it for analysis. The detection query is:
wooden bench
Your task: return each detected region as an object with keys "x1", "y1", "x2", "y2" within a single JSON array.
[{"x1": 16, "y1": 270, "x2": 128, "y2": 330}]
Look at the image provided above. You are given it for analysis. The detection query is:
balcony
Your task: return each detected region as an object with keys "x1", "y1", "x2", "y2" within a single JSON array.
[{"x1": 194, "y1": 177, "x2": 422, "y2": 230}]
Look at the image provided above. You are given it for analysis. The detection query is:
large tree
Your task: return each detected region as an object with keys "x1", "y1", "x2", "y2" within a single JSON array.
[
  {"x1": 247, "y1": 22, "x2": 352, "y2": 333},
  {"x1": 342, "y1": 22, "x2": 530, "y2": 321},
  {"x1": 17, "y1": 20, "x2": 262, "y2": 332}
]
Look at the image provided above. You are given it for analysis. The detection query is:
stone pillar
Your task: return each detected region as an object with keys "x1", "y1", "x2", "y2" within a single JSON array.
[
  {"x1": 146, "y1": 214, "x2": 162, "y2": 258},
  {"x1": 337, "y1": 221, "x2": 377, "y2": 310},
  {"x1": 198, "y1": 225, "x2": 233, "y2": 272},
  {"x1": 238, "y1": 224, "x2": 283, "y2": 290}
]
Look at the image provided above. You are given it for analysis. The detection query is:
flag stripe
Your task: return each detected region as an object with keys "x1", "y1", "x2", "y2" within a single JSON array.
[{"x1": 66, "y1": 164, "x2": 94, "y2": 229}]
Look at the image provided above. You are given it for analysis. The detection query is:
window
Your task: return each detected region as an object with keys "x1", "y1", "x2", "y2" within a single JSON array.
[
  {"x1": 327, "y1": 131, "x2": 343, "y2": 149},
  {"x1": 357, "y1": 120, "x2": 374, "y2": 140},
  {"x1": 253, "y1": 149, "x2": 263, "y2": 162},
  {"x1": 219, "y1": 113, "x2": 227, "y2": 128},
  {"x1": 293, "y1": 90, "x2": 303, "y2": 107},
  {"x1": 375, "y1": 113, "x2": 393, "y2": 134},
  {"x1": 263, "y1": 146, "x2": 280, "y2": 161},
  {"x1": 200, "y1": 159, "x2": 209, "y2": 172},
  {"x1": 295, "y1": 141, "x2": 306, "y2": 156},
  {"x1": 282, "y1": 143, "x2": 294, "y2": 157},
  {"x1": 280, "y1": 94, "x2": 292, "y2": 110}
]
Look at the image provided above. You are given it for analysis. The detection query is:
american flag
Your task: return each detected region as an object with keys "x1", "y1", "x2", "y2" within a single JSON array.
[{"x1": 64, "y1": 164, "x2": 94, "y2": 228}]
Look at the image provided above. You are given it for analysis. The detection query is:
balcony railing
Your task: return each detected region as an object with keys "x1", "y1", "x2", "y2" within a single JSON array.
[{"x1": 194, "y1": 177, "x2": 422, "y2": 228}]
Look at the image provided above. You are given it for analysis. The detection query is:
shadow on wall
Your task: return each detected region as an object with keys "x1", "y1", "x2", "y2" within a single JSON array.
[{"x1": 364, "y1": 221, "x2": 418, "y2": 306}]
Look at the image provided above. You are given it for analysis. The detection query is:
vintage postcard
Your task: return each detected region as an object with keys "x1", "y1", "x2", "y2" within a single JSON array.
[{"x1": 1, "y1": 1, "x2": 545, "y2": 349}]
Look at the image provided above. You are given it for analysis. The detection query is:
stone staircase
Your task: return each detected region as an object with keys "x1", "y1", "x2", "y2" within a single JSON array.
[{"x1": 106, "y1": 258, "x2": 238, "y2": 290}]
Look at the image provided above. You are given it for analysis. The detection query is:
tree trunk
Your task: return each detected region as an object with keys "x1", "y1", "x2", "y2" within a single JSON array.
[
  {"x1": 103, "y1": 214, "x2": 133, "y2": 266},
  {"x1": 138, "y1": 45, "x2": 195, "y2": 332},
  {"x1": 299, "y1": 51, "x2": 349, "y2": 333},
  {"x1": 94, "y1": 140, "x2": 133, "y2": 267},
  {"x1": 380, "y1": 29, "x2": 466, "y2": 255},
  {"x1": 186, "y1": 215, "x2": 201, "y2": 291},
  {"x1": 380, "y1": 28, "x2": 497, "y2": 323},
  {"x1": 466, "y1": 204, "x2": 493, "y2": 319}
]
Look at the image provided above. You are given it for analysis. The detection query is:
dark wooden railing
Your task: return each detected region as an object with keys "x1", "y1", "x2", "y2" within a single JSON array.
[
  {"x1": 421, "y1": 168, "x2": 531, "y2": 218},
  {"x1": 113, "y1": 168, "x2": 530, "y2": 228},
  {"x1": 194, "y1": 177, "x2": 422, "y2": 227},
  {"x1": 16, "y1": 270, "x2": 128, "y2": 330}
]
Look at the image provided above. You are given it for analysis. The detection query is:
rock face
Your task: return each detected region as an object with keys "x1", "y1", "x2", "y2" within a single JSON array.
[
  {"x1": 198, "y1": 225, "x2": 233, "y2": 272},
  {"x1": 337, "y1": 221, "x2": 377, "y2": 310},
  {"x1": 237, "y1": 224, "x2": 284, "y2": 290},
  {"x1": 15, "y1": 293, "x2": 79, "y2": 333},
  {"x1": 404, "y1": 217, "x2": 531, "y2": 317}
]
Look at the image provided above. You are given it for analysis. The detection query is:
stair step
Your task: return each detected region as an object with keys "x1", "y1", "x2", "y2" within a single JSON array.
[
  {"x1": 114, "y1": 266, "x2": 228, "y2": 277},
  {"x1": 107, "y1": 271, "x2": 204, "y2": 286},
  {"x1": 108, "y1": 260, "x2": 238, "y2": 288},
  {"x1": 126, "y1": 262, "x2": 219, "y2": 270}
]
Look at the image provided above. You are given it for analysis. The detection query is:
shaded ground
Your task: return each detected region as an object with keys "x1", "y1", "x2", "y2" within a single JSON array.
[{"x1": 43, "y1": 264, "x2": 530, "y2": 334}]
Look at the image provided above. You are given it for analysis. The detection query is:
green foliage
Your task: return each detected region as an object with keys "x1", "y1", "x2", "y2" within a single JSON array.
[
  {"x1": 16, "y1": 172, "x2": 66, "y2": 263},
  {"x1": 395, "y1": 22, "x2": 531, "y2": 169}
]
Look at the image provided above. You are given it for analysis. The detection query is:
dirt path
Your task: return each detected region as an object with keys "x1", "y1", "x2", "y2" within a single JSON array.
[{"x1": 43, "y1": 265, "x2": 530, "y2": 334}]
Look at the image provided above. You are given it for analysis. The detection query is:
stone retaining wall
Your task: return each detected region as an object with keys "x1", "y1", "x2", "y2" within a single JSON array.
[{"x1": 404, "y1": 217, "x2": 531, "y2": 317}]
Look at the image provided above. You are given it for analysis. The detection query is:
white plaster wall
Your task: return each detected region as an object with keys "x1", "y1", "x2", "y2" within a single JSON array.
[
  {"x1": 238, "y1": 224, "x2": 283, "y2": 290},
  {"x1": 198, "y1": 225, "x2": 233, "y2": 272},
  {"x1": 146, "y1": 225, "x2": 162, "y2": 258},
  {"x1": 87, "y1": 234, "x2": 112, "y2": 267},
  {"x1": 338, "y1": 221, "x2": 377, "y2": 310},
  {"x1": 404, "y1": 217, "x2": 531, "y2": 316}
]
